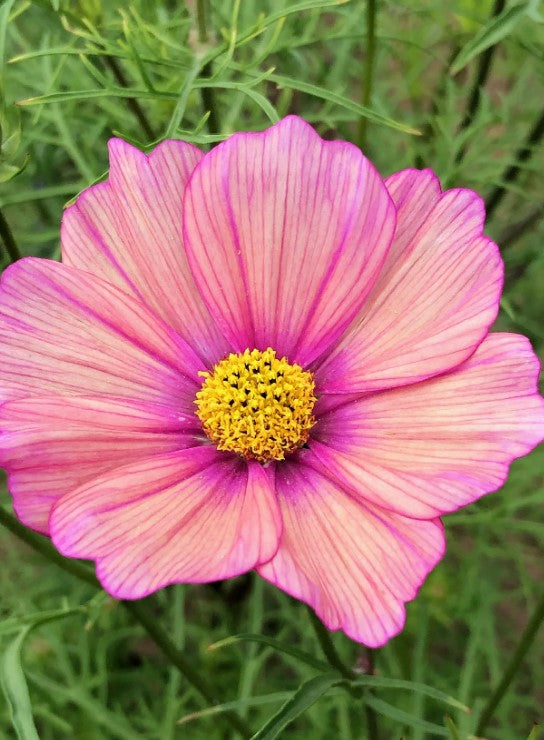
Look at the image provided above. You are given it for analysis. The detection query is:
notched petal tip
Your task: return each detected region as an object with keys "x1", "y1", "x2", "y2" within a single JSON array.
[
  {"x1": 258, "y1": 462, "x2": 445, "y2": 647},
  {"x1": 316, "y1": 167, "x2": 503, "y2": 394},
  {"x1": 183, "y1": 114, "x2": 395, "y2": 367},
  {"x1": 314, "y1": 333, "x2": 544, "y2": 520},
  {"x1": 49, "y1": 449, "x2": 282, "y2": 600},
  {"x1": 60, "y1": 132, "x2": 226, "y2": 364}
]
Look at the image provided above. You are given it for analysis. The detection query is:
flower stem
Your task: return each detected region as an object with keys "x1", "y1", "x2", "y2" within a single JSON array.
[
  {"x1": 307, "y1": 608, "x2": 379, "y2": 737},
  {"x1": 123, "y1": 600, "x2": 252, "y2": 738},
  {"x1": 363, "y1": 647, "x2": 379, "y2": 740},
  {"x1": 486, "y1": 106, "x2": 544, "y2": 218},
  {"x1": 0, "y1": 507, "x2": 98, "y2": 587},
  {"x1": 0, "y1": 506, "x2": 252, "y2": 738},
  {"x1": 455, "y1": 0, "x2": 505, "y2": 162},
  {"x1": 103, "y1": 55, "x2": 156, "y2": 141},
  {"x1": 0, "y1": 207, "x2": 22, "y2": 264},
  {"x1": 195, "y1": 0, "x2": 220, "y2": 136},
  {"x1": 306, "y1": 606, "x2": 356, "y2": 680},
  {"x1": 476, "y1": 590, "x2": 544, "y2": 736},
  {"x1": 357, "y1": 0, "x2": 377, "y2": 151},
  {"x1": 499, "y1": 204, "x2": 544, "y2": 250},
  {"x1": 196, "y1": 0, "x2": 208, "y2": 43}
]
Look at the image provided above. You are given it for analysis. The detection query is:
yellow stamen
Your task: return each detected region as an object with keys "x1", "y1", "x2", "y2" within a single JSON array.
[{"x1": 195, "y1": 348, "x2": 317, "y2": 463}]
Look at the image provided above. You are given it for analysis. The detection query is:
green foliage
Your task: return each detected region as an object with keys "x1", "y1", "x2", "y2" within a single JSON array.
[{"x1": 0, "y1": 0, "x2": 543, "y2": 738}]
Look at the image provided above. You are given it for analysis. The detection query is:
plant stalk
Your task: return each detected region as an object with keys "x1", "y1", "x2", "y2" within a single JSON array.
[
  {"x1": 499, "y1": 204, "x2": 544, "y2": 250},
  {"x1": 486, "y1": 107, "x2": 544, "y2": 218},
  {"x1": 307, "y1": 608, "x2": 379, "y2": 737},
  {"x1": 123, "y1": 600, "x2": 252, "y2": 737},
  {"x1": 358, "y1": 0, "x2": 377, "y2": 151},
  {"x1": 104, "y1": 55, "x2": 156, "y2": 141},
  {"x1": 0, "y1": 506, "x2": 252, "y2": 738},
  {"x1": 306, "y1": 606, "x2": 356, "y2": 680},
  {"x1": 364, "y1": 647, "x2": 379, "y2": 739},
  {"x1": 0, "y1": 206, "x2": 22, "y2": 264},
  {"x1": 476, "y1": 591, "x2": 544, "y2": 736},
  {"x1": 195, "y1": 0, "x2": 220, "y2": 135},
  {"x1": 455, "y1": 0, "x2": 505, "y2": 162}
]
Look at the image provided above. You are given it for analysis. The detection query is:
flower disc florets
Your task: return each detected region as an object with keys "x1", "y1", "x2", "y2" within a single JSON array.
[{"x1": 195, "y1": 348, "x2": 317, "y2": 462}]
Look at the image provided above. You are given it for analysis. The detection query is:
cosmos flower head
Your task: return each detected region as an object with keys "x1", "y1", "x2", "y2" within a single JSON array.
[{"x1": 0, "y1": 116, "x2": 543, "y2": 647}]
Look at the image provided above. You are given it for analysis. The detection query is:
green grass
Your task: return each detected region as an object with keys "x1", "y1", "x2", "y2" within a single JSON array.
[{"x1": 0, "y1": 0, "x2": 543, "y2": 737}]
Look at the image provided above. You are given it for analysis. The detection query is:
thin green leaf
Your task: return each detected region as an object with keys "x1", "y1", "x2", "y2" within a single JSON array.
[
  {"x1": 263, "y1": 72, "x2": 421, "y2": 134},
  {"x1": 163, "y1": 59, "x2": 200, "y2": 138},
  {"x1": 208, "y1": 633, "x2": 330, "y2": 672},
  {"x1": 178, "y1": 692, "x2": 291, "y2": 725},
  {"x1": 17, "y1": 87, "x2": 176, "y2": 106},
  {"x1": 444, "y1": 714, "x2": 462, "y2": 740},
  {"x1": 205, "y1": 0, "x2": 352, "y2": 66},
  {"x1": 251, "y1": 673, "x2": 342, "y2": 740},
  {"x1": 351, "y1": 675, "x2": 470, "y2": 713},
  {"x1": 198, "y1": 80, "x2": 280, "y2": 123},
  {"x1": 0, "y1": 627, "x2": 39, "y2": 740},
  {"x1": 18, "y1": 82, "x2": 280, "y2": 133},
  {"x1": 527, "y1": 723, "x2": 542, "y2": 740},
  {"x1": 0, "y1": 606, "x2": 84, "y2": 637},
  {"x1": 0, "y1": 159, "x2": 26, "y2": 182},
  {"x1": 0, "y1": 607, "x2": 85, "y2": 740},
  {"x1": 120, "y1": 12, "x2": 156, "y2": 93},
  {"x1": 501, "y1": 296, "x2": 517, "y2": 320},
  {"x1": 0, "y1": 182, "x2": 84, "y2": 207},
  {"x1": 364, "y1": 694, "x2": 450, "y2": 737},
  {"x1": 0, "y1": 0, "x2": 17, "y2": 71},
  {"x1": 450, "y1": 3, "x2": 529, "y2": 74},
  {"x1": 28, "y1": 673, "x2": 142, "y2": 740}
]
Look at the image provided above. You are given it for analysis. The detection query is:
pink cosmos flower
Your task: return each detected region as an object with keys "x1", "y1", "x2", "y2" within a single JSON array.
[{"x1": 1, "y1": 116, "x2": 543, "y2": 647}]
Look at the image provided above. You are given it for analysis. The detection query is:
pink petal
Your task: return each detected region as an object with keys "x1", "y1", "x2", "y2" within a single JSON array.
[
  {"x1": 310, "y1": 333, "x2": 544, "y2": 518},
  {"x1": 50, "y1": 448, "x2": 282, "y2": 598},
  {"x1": 258, "y1": 462, "x2": 444, "y2": 647},
  {"x1": 183, "y1": 116, "x2": 395, "y2": 366},
  {"x1": 316, "y1": 169, "x2": 503, "y2": 392},
  {"x1": 0, "y1": 258, "x2": 202, "y2": 407},
  {"x1": 0, "y1": 396, "x2": 197, "y2": 534},
  {"x1": 61, "y1": 139, "x2": 229, "y2": 365}
]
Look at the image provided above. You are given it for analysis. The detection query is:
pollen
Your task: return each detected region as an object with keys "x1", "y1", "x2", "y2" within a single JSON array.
[{"x1": 195, "y1": 348, "x2": 317, "y2": 463}]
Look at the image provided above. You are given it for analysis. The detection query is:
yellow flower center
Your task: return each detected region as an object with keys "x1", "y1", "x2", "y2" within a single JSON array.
[{"x1": 195, "y1": 348, "x2": 317, "y2": 463}]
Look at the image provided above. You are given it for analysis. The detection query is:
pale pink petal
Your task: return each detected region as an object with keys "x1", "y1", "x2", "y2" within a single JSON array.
[
  {"x1": 50, "y1": 448, "x2": 282, "y2": 598},
  {"x1": 258, "y1": 462, "x2": 444, "y2": 647},
  {"x1": 310, "y1": 333, "x2": 544, "y2": 518},
  {"x1": 316, "y1": 170, "x2": 503, "y2": 392},
  {"x1": 183, "y1": 115, "x2": 395, "y2": 366},
  {"x1": 61, "y1": 139, "x2": 229, "y2": 364},
  {"x1": 0, "y1": 258, "x2": 202, "y2": 407},
  {"x1": 0, "y1": 396, "x2": 199, "y2": 534},
  {"x1": 380, "y1": 168, "x2": 442, "y2": 271}
]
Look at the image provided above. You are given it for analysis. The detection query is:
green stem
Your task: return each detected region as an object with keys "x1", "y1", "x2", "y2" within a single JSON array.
[
  {"x1": 0, "y1": 506, "x2": 252, "y2": 738},
  {"x1": 499, "y1": 204, "x2": 544, "y2": 250},
  {"x1": 103, "y1": 56, "x2": 156, "y2": 141},
  {"x1": 0, "y1": 507, "x2": 98, "y2": 587},
  {"x1": 124, "y1": 600, "x2": 252, "y2": 738},
  {"x1": 455, "y1": 0, "x2": 505, "y2": 162},
  {"x1": 307, "y1": 607, "x2": 356, "y2": 680},
  {"x1": 307, "y1": 608, "x2": 379, "y2": 737},
  {"x1": 196, "y1": 0, "x2": 209, "y2": 43},
  {"x1": 486, "y1": 106, "x2": 544, "y2": 218},
  {"x1": 200, "y1": 63, "x2": 220, "y2": 135},
  {"x1": 414, "y1": 43, "x2": 459, "y2": 169},
  {"x1": 357, "y1": 0, "x2": 377, "y2": 151},
  {"x1": 364, "y1": 648, "x2": 379, "y2": 740},
  {"x1": 476, "y1": 591, "x2": 544, "y2": 736},
  {"x1": 195, "y1": 0, "x2": 220, "y2": 135},
  {"x1": 0, "y1": 206, "x2": 22, "y2": 264}
]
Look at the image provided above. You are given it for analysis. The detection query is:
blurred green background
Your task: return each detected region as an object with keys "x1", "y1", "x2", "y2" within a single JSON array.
[{"x1": 0, "y1": 1, "x2": 543, "y2": 738}]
